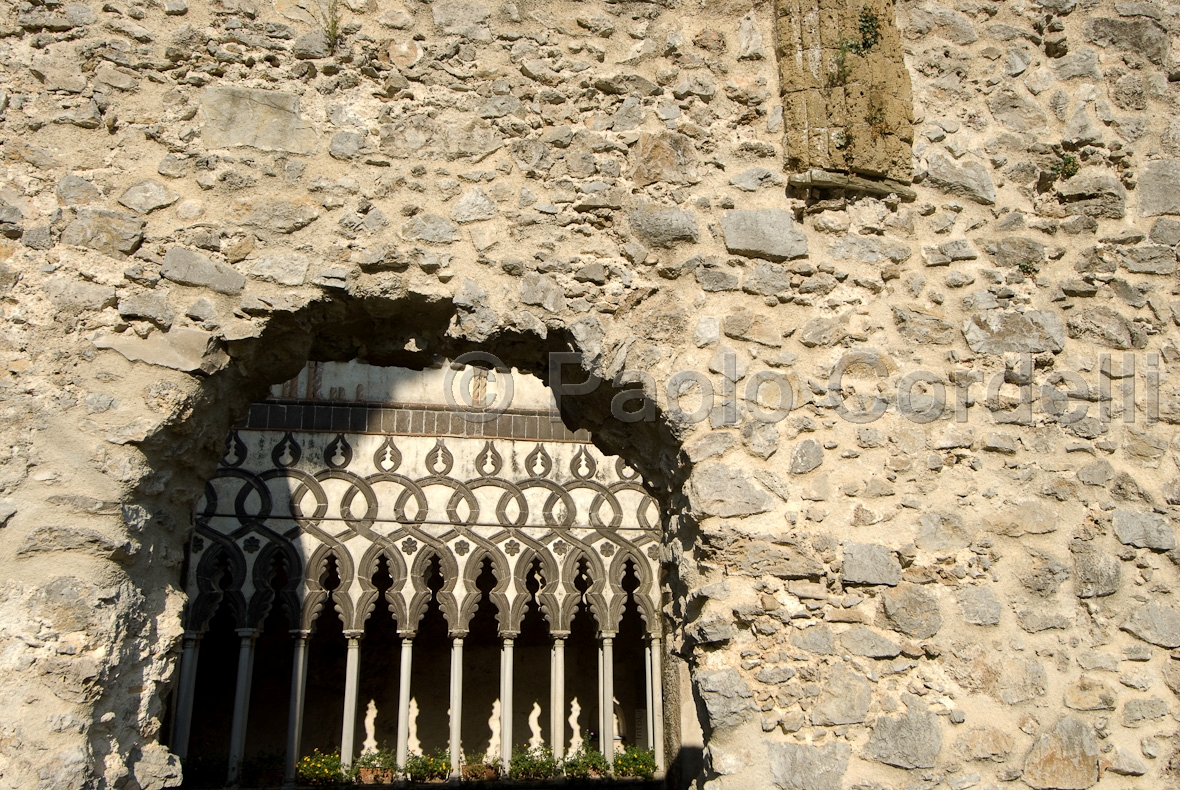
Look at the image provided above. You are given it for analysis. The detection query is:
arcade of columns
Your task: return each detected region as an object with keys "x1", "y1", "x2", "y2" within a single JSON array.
[{"x1": 169, "y1": 363, "x2": 667, "y2": 784}]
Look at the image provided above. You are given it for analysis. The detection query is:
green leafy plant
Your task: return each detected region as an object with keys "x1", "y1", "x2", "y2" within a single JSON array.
[
  {"x1": 1050, "y1": 152, "x2": 1080, "y2": 180},
  {"x1": 613, "y1": 746, "x2": 656, "y2": 779},
  {"x1": 402, "y1": 748, "x2": 451, "y2": 782},
  {"x1": 834, "y1": 128, "x2": 853, "y2": 151},
  {"x1": 296, "y1": 749, "x2": 345, "y2": 786},
  {"x1": 508, "y1": 745, "x2": 560, "y2": 780},
  {"x1": 561, "y1": 744, "x2": 611, "y2": 779},
  {"x1": 858, "y1": 5, "x2": 881, "y2": 52}
]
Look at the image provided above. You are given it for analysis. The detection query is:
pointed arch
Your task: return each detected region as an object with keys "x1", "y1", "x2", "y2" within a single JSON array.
[
  {"x1": 186, "y1": 536, "x2": 249, "y2": 631},
  {"x1": 247, "y1": 538, "x2": 302, "y2": 629},
  {"x1": 351, "y1": 541, "x2": 409, "y2": 631},
  {"x1": 605, "y1": 549, "x2": 657, "y2": 633},
  {"x1": 457, "y1": 546, "x2": 510, "y2": 633},
  {"x1": 403, "y1": 542, "x2": 460, "y2": 633},
  {"x1": 506, "y1": 545, "x2": 560, "y2": 632},
  {"x1": 300, "y1": 544, "x2": 355, "y2": 630},
  {"x1": 557, "y1": 548, "x2": 607, "y2": 632}
]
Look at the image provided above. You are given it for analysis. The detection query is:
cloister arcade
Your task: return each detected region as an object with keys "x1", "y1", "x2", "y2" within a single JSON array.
[{"x1": 167, "y1": 362, "x2": 668, "y2": 786}]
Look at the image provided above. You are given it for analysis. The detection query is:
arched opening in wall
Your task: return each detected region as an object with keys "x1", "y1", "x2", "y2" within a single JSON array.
[{"x1": 144, "y1": 296, "x2": 697, "y2": 788}]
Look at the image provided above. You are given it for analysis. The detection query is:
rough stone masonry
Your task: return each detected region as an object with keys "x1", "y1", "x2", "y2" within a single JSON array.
[{"x1": 0, "y1": 0, "x2": 1179, "y2": 787}]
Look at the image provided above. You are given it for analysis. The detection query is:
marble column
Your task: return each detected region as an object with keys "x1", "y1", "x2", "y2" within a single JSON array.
[
  {"x1": 550, "y1": 634, "x2": 567, "y2": 760},
  {"x1": 340, "y1": 631, "x2": 363, "y2": 770},
  {"x1": 171, "y1": 631, "x2": 201, "y2": 760},
  {"x1": 449, "y1": 634, "x2": 465, "y2": 779},
  {"x1": 596, "y1": 643, "x2": 604, "y2": 754},
  {"x1": 644, "y1": 638, "x2": 654, "y2": 750},
  {"x1": 396, "y1": 633, "x2": 414, "y2": 769},
  {"x1": 283, "y1": 630, "x2": 311, "y2": 786},
  {"x1": 499, "y1": 635, "x2": 515, "y2": 766},
  {"x1": 226, "y1": 628, "x2": 258, "y2": 785},
  {"x1": 649, "y1": 635, "x2": 665, "y2": 773}
]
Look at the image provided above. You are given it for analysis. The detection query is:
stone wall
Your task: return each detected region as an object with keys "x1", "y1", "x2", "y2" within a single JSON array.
[{"x1": 0, "y1": 0, "x2": 1179, "y2": 787}]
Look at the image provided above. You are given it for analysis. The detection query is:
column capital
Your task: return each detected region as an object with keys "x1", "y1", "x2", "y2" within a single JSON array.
[
  {"x1": 598, "y1": 631, "x2": 617, "y2": 641},
  {"x1": 550, "y1": 631, "x2": 570, "y2": 640},
  {"x1": 499, "y1": 631, "x2": 519, "y2": 641},
  {"x1": 449, "y1": 631, "x2": 467, "y2": 640},
  {"x1": 289, "y1": 629, "x2": 312, "y2": 639},
  {"x1": 183, "y1": 630, "x2": 203, "y2": 642},
  {"x1": 235, "y1": 628, "x2": 259, "y2": 639},
  {"x1": 397, "y1": 630, "x2": 417, "y2": 639},
  {"x1": 343, "y1": 629, "x2": 365, "y2": 640}
]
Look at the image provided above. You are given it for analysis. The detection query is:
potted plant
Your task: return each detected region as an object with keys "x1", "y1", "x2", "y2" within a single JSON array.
[
  {"x1": 460, "y1": 753, "x2": 501, "y2": 782},
  {"x1": 402, "y1": 748, "x2": 451, "y2": 783},
  {"x1": 354, "y1": 747, "x2": 396, "y2": 784},
  {"x1": 296, "y1": 749, "x2": 345, "y2": 786},
  {"x1": 613, "y1": 746, "x2": 655, "y2": 780},
  {"x1": 561, "y1": 744, "x2": 610, "y2": 780},
  {"x1": 508, "y1": 745, "x2": 559, "y2": 781}
]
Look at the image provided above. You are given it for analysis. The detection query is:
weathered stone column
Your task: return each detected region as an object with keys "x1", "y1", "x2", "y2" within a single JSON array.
[
  {"x1": 226, "y1": 628, "x2": 259, "y2": 785},
  {"x1": 449, "y1": 634, "x2": 464, "y2": 779},
  {"x1": 171, "y1": 631, "x2": 202, "y2": 760},
  {"x1": 550, "y1": 633, "x2": 567, "y2": 760},
  {"x1": 600, "y1": 634, "x2": 615, "y2": 760},
  {"x1": 396, "y1": 633, "x2": 414, "y2": 769},
  {"x1": 283, "y1": 630, "x2": 311, "y2": 786},
  {"x1": 499, "y1": 635, "x2": 515, "y2": 766},
  {"x1": 649, "y1": 635, "x2": 664, "y2": 773},
  {"x1": 340, "y1": 631, "x2": 363, "y2": 770}
]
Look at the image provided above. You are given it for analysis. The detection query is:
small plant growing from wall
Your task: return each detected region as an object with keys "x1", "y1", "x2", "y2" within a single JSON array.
[
  {"x1": 1050, "y1": 152, "x2": 1080, "y2": 180},
  {"x1": 827, "y1": 5, "x2": 883, "y2": 86},
  {"x1": 866, "y1": 103, "x2": 888, "y2": 140},
  {"x1": 318, "y1": 0, "x2": 343, "y2": 52},
  {"x1": 857, "y1": 5, "x2": 881, "y2": 52}
]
